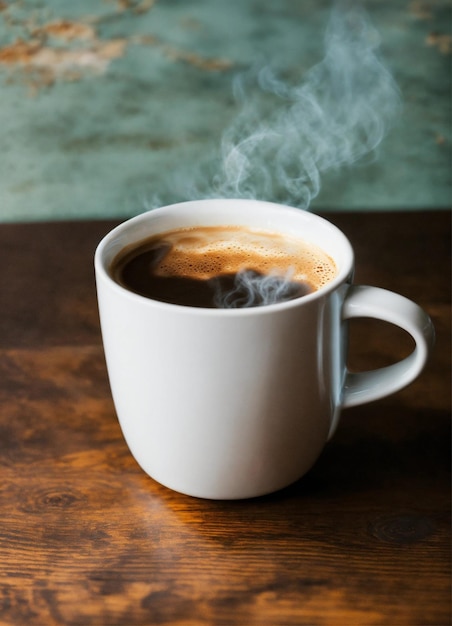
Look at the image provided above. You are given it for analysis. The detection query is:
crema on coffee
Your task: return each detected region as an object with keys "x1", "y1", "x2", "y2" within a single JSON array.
[{"x1": 110, "y1": 225, "x2": 337, "y2": 308}]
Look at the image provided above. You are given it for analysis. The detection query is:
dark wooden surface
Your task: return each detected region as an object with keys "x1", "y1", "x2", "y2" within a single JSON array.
[{"x1": 0, "y1": 211, "x2": 450, "y2": 626}]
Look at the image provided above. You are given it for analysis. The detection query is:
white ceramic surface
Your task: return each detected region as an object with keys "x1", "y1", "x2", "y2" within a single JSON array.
[{"x1": 95, "y1": 199, "x2": 435, "y2": 499}]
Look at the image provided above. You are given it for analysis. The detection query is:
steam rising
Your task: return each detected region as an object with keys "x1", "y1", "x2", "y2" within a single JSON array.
[
  {"x1": 143, "y1": 4, "x2": 401, "y2": 308},
  {"x1": 213, "y1": 268, "x2": 302, "y2": 309},
  {"x1": 150, "y1": 4, "x2": 400, "y2": 209}
]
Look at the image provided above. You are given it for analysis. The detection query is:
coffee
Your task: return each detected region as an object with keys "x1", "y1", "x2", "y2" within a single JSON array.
[{"x1": 110, "y1": 225, "x2": 336, "y2": 308}]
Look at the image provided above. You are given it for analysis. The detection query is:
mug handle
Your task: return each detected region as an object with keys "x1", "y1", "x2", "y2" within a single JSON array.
[{"x1": 341, "y1": 285, "x2": 435, "y2": 408}]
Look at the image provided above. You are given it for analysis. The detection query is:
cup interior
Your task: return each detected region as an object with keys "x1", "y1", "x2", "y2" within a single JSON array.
[{"x1": 96, "y1": 199, "x2": 354, "y2": 301}]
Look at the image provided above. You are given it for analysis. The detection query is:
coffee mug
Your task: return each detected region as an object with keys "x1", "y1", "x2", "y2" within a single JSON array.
[{"x1": 95, "y1": 199, "x2": 434, "y2": 499}]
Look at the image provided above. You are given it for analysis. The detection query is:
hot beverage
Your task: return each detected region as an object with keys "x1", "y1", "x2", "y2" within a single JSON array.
[
  {"x1": 110, "y1": 225, "x2": 337, "y2": 308},
  {"x1": 96, "y1": 199, "x2": 434, "y2": 499}
]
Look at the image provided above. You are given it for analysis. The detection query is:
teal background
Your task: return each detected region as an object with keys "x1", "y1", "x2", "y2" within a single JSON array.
[{"x1": 0, "y1": 0, "x2": 450, "y2": 222}]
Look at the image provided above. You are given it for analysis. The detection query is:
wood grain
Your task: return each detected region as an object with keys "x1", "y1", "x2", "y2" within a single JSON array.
[{"x1": 0, "y1": 212, "x2": 450, "y2": 626}]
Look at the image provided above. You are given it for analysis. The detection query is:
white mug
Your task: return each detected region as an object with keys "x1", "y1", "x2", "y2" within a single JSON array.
[{"x1": 95, "y1": 199, "x2": 434, "y2": 499}]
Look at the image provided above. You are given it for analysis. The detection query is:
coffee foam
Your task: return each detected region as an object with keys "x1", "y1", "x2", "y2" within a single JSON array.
[{"x1": 150, "y1": 226, "x2": 336, "y2": 290}]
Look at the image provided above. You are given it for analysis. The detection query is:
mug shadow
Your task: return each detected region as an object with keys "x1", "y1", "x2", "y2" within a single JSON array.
[{"x1": 152, "y1": 403, "x2": 450, "y2": 545}]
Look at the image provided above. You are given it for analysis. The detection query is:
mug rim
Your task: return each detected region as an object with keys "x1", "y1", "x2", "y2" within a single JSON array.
[{"x1": 94, "y1": 198, "x2": 354, "y2": 316}]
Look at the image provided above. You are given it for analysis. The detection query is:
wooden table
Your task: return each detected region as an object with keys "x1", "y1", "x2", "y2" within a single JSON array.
[{"x1": 0, "y1": 211, "x2": 450, "y2": 626}]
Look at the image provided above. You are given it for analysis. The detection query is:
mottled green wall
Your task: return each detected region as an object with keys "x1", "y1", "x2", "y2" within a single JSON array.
[{"x1": 0, "y1": 0, "x2": 450, "y2": 222}]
